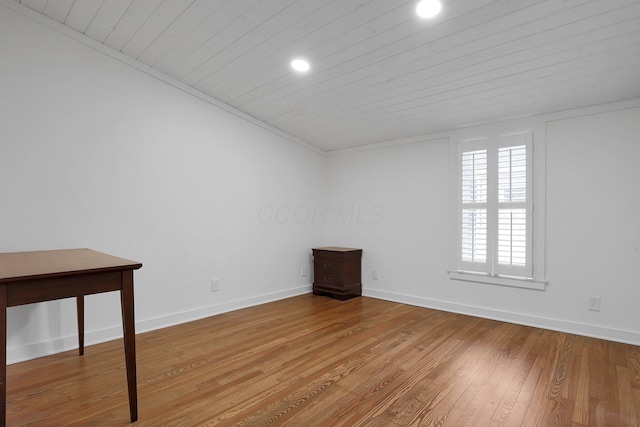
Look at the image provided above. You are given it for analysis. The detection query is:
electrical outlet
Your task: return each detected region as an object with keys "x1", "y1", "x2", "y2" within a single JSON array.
[
  {"x1": 211, "y1": 279, "x2": 219, "y2": 292},
  {"x1": 588, "y1": 296, "x2": 601, "y2": 312},
  {"x1": 301, "y1": 266, "x2": 308, "y2": 277},
  {"x1": 372, "y1": 269, "x2": 379, "y2": 280}
]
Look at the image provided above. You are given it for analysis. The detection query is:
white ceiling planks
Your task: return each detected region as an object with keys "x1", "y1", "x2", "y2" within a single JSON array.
[
  {"x1": 84, "y1": 1, "x2": 134, "y2": 43},
  {"x1": 179, "y1": 0, "x2": 302, "y2": 87},
  {"x1": 221, "y1": 0, "x2": 420, "y2": 107},
  {"x1": 42, "y1": 0, "x2": 73, "y2": 24},
  {"x1": 189, "y1": 0, "x2": 337, "y2": 94},
  {"x1": 160, "y1": 0, "x2": 265, "y2": 82},
  {"x1": 261, "y1": 0, "x2": 623, "y2": 122},
  {"x1": 290, "y1": 28, "x2": 640, "y2": 135},
  {"x1": 10, "y1": 0, "x2": 640, "y2": 151},
  {"x1": 103, "y1": 0, "x2": 164, "y2": 52},
  {"x1": 261, "y1": 0, "x2": 640, "y2": 147},
  {"x1": 204, "y1": 0, "x2": 406, "y2": 103},
  {"x1": 146, "y1": 0, "x2": 233, "y2": 71},
  {"x1": 189, "y1": 0, "x2": 354, "y2": 96},
  {"x1": 64, "y1": 0, "x2": 106, "y2": 34},
  {"x1": 119, "y1": 0, "x2": 196, "y2": 59},
  {"x1": 253, "y1": 0, "x2": 544, "y2": 123},
  {"x1": 136, "y1": 0, "x2": 226, "y2": 65}
]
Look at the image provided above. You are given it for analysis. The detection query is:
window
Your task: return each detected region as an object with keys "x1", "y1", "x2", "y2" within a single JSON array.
[{"x1": 450, "y1": 130, "x2": 545, "y2": 290}]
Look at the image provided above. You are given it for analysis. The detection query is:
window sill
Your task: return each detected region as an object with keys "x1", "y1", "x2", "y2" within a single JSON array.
[{"x1": 448, "y1": 271, "x2": 547, "y2": 290}]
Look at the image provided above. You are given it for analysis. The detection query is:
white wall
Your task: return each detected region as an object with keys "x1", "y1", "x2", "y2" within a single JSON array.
[
  {"x1": 0, "y1": 5, "x2": 325, "y2": 363},
  {"x1": 325, "y1": 105, "x2": 640, "y2": 345},
  {"x1": 2, "y1": 2, "x2": 639, "y2": 365}
]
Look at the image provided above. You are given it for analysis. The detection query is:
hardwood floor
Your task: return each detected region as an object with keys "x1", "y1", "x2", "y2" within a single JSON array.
[{"x1": 6, "y1": 295, "x2": 640, "y2": 426}]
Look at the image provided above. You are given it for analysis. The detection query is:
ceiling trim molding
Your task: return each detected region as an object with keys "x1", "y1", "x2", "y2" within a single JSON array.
[
  {"x1": 0, "y1": 0, "x2": 327, "y2": 157},
  {"x1": 326, "y1": 134, "x2": 451, "y2": 157}
]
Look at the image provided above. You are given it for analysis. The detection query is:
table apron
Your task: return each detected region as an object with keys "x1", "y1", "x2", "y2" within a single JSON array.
[{"x1": 4, "y1": 271, "x2": 126, "y2": 307}]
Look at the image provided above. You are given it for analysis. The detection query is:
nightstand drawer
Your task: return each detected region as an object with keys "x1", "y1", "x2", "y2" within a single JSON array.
[
  {"x1": 315, "y1": 259, "x2": 340, "y2": 272},
  {"x1": 314, "y1": 271, "x2": 341, "y2": 286}
]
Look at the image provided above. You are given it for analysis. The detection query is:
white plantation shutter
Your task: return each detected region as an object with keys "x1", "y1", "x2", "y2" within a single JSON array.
[
  {"x1": 457, "y1": 133, "x2": 533, "y2": 279},
  {"x1": 496, "y1": 134, "x2": 532, "y2": 277},
  {"x1": 498, "y1": 209, "x2": 526, "y2": 266},
  {"x1": 461, "y1": 148, "x2": 487, "y2": 265},
  {"x1": 461, "y1": 209, "x2": 487, "y2": 263}
]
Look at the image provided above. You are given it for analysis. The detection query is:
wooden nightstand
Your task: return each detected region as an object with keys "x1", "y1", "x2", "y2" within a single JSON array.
[{"x1": 312, "y1": 247, "x2": 362, "y2": 300}]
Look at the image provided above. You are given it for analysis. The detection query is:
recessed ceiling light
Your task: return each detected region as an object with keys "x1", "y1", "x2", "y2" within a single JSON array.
[
  {"x1": 291, "y1": 58, "x2": 310, "y2": 73},
  {"x1": 416, "y1": 0, "x2": 442, "y2": 19}
]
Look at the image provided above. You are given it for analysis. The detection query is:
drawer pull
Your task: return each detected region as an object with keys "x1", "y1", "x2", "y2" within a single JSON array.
[
  {"x1": 324, "y1": 276, "x2": 333, "y2": 282},
  {"x1": 323, "y1": 263, "x2": 333, "y2": 269}
]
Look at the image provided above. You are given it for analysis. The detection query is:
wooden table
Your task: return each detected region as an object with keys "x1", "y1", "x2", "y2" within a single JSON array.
[{"x1": 0, "y1": 248, "x2": 142, "y2": 426}]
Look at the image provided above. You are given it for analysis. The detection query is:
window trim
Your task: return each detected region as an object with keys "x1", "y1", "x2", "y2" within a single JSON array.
[
  {"x1": 449, "y1": 124, "x2": 546, "y2": 290},
  {"x1": 447, "y1": 270, "x2": 547, "y2": 290}
]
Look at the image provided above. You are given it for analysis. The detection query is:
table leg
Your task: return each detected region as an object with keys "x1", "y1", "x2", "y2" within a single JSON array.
[
  {"x1": 0, "y1": 285, "x2": 6, "y2": 427},
  {"x1": 76, "y1": 295, "x2": 84, "y2": 356},
  {"x1": 120, "y1": 271, "x2": 137, "y2": 422}
]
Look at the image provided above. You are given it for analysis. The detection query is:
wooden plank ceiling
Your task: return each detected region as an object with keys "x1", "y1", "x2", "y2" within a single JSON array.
[{"x1": 13, "y1": 0, "x2": 640, "y2": 151}]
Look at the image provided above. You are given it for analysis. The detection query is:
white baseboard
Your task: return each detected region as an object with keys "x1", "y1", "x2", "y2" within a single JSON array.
[
  {"x1": 7, "y1": 285, "x2": 312, "y2": 365},
  {"x1": 135, "y1": 286, "x2": 313, "y2": 335},
  {"x1": 363, "y1": 288, "x2": 640, "y2": 346},
  {"x1": 12, "y1": 285, "x2": 636, "y2": 364}
]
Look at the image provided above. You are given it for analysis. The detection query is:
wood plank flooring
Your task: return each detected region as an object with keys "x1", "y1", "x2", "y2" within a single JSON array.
[{"x1": 6, "y1": 295, "x2": 640, "y2": 426}]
